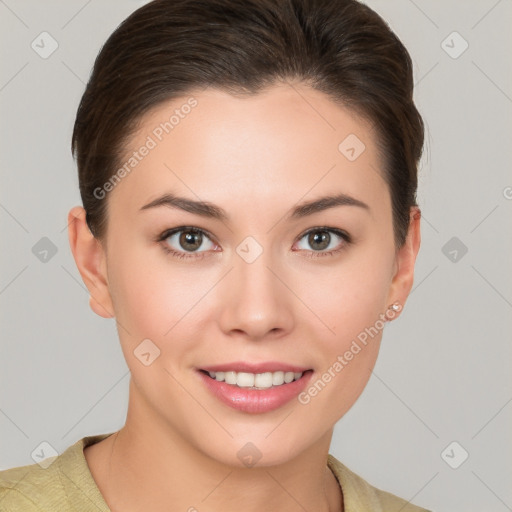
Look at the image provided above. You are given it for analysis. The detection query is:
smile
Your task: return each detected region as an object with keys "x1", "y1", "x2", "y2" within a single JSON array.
[
  {"x1": 202, "y1": 370, "x2": 304, "y2": 389},
  {"x1": 197, "y1": 369, "x2": 314, "y2": 414}
]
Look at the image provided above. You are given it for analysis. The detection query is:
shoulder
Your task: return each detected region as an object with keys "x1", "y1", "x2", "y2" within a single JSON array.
[
  {"x1": 0, "y1": 455, "x2": 61, "y2": 511},
  {"x1": 327, "y1": 454, "x2": 432, "y2": 512},
  {"x1": 0, "y1": 433, "x2": 115, "y2": 512}
]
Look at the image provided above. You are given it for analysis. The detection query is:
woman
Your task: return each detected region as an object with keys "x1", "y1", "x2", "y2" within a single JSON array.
[{"x1": 0, "y1": 0, "x2": 430, "y2": 510}]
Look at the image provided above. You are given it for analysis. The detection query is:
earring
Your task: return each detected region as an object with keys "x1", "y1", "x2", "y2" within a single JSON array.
[{"x1": 385, "y1": 302, "x2": 401, "y2": 320}]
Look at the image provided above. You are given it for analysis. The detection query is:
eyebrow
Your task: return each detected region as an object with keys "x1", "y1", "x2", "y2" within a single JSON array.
[{"x1": 140, "y1": 192, "x2": 370, "y2": 221}]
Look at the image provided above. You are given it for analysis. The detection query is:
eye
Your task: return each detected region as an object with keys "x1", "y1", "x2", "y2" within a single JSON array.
[
  {"x1": 294, "y1": 227, "x2": 351, "y2": 258},
  {"x1": 157, "y1": 227, "x2": 218, "y2": 260},
  {"x1": 156, "y1": 226, "x2": 351, "y2": 261}
]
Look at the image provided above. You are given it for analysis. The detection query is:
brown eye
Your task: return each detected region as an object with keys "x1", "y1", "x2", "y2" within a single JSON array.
[
  {"x1": 178, "y1": 230, "x2": 203, "y2": 251},
  {"x1": 307, "y1": 230, "x2": 331, "y2": 251},
  {"x1": 159, "y1": 227, "x2": 217, "y2": 258},
  {"x1": 294, "y1": 227, "x2": 351, "y2": 257}
]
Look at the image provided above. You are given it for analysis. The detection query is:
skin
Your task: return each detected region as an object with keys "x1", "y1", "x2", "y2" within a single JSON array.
[{"x1": 68, "y1": 82, "x2": 421, "y2": 512}]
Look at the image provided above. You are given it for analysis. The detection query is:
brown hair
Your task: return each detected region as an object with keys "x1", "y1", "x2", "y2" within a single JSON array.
[{"x1": 72, "y1": 0, "x2": 424, "y2": 248}]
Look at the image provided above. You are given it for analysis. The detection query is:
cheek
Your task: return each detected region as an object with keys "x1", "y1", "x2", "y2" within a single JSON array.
[
  {"x1": 106, "y1": 251, "x2": 202, "y2": 404},
  {"x1": 299, "y1": 246, "x2": 395, "y2": 416},
  {"x1": 110, "y1": 263, "x2": 179, "y2": 336},
  {"x1": 106, "y1": 242, "x2": 214, "y2": 353},
  {"x1": 299, "y1": 247, "x2": 394, "y2": 346}
]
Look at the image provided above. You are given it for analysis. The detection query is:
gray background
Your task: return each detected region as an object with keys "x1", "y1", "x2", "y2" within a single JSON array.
[{"x1": 1, "y1": 1, "x2": 511, "y2": 511}]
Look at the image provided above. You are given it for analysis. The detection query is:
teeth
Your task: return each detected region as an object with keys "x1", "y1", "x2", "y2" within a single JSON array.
[{"x1": 206, "y1": 370, "x2": 304, "y2": 389}]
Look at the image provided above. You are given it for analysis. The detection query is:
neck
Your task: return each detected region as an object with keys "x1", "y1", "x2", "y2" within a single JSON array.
[{"x1": 88, "y1": 381, "x2": 343, "y2": 512}]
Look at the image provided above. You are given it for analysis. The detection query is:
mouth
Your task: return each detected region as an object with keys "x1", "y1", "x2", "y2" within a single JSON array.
[
  {"x1": 196, "y1": 367, "x2": 314, "y2": 414},
  {"x1": 198, "y1": 368, "x2": 313, "y2": 390}
]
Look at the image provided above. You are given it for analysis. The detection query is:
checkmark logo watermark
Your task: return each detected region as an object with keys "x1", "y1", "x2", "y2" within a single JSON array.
[
  {"x1": 31, "y1": 441, "x2": 59, "y2": 469},
  {"x1": 441, "y1": 441, "x2": 469, "y2": 469},
  {"x1": 441, "y1": 31, "x2": 468, "y2": 59},
  {"x1": 134, "y1": 338, "x2": 161, "y2": 366},
  {"x1": 237, "y1": 442, "x2": 262, "y2": 468},
  {"x1": 236, "y1": 236, "x2": 263, "y2": 264},
  {"x1": 338, "y1": 134, "x2": 366, "y2": 162},
  {"x1": 31, "y1": 31, "x2": 59, "y2": 59},
  {"x1": 441, "y1": 236, "x2": 468, "y2": 263},
  {"x1": 32, "y1": 237, "x2": 58, "y2": 263}
]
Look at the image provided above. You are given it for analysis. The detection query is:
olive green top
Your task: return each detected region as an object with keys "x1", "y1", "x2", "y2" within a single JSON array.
[{"x1": 0, "y1": 432, "x2": 431, "y2": 511}]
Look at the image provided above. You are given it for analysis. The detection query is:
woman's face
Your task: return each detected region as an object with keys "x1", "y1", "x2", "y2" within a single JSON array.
[{"x1": 82, "y1": 83, "x2": 418, "y2": 467}]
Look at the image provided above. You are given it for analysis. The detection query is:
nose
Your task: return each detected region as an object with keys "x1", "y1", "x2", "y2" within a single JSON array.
[{"x1": 217, "y1": 246, "x2": 294, "y2": 341}]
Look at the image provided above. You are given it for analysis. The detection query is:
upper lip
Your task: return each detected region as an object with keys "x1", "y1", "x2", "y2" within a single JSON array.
[{"x1": 199, "y1": 361, "x2": 312, "y2": 373}]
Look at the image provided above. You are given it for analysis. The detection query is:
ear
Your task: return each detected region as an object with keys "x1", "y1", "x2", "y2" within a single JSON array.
[
  {"x1": 67, "y1": 206, "x2": 115, "y2": 319},
  {"x1": 386, "y1": 206, "x2": 421, "y2": 318}
]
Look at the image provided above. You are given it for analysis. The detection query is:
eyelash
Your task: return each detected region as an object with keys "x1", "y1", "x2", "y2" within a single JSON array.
[{"x1": 156, "y1": 226, "x2": 352, "y2": 260}]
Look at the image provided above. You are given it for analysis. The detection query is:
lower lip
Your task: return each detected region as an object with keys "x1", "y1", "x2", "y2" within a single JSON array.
[{"x1": 197, "y1": 370, "x2": 314, "y2": 414}]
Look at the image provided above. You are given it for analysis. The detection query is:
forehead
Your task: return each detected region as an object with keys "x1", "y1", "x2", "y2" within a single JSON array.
[{"x1": 110, "y1": 83, "x2": 387, "y2": 217}]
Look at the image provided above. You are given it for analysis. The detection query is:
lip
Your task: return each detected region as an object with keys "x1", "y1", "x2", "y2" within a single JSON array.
[
  {"x1": 199, "y1": 361, "x2": 311, "y2": 373},
  {"x1": 197, "y1": 368, "x2": 314, "y2": 414}
]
